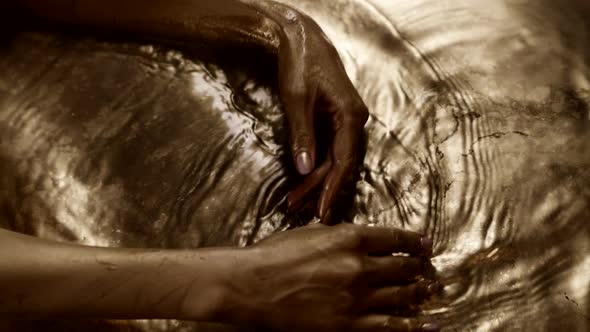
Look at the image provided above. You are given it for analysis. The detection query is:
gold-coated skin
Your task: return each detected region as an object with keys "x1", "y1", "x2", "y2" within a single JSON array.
[
  {"x1": 1, "y1": 0, "x2": 589, "y2": 331},
  {"x1": 1, "y1": 1, "x2": 432, "y2": 332}
]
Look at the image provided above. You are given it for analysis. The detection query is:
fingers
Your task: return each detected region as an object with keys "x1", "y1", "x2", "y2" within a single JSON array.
[
  {"x1": 352, "y1": 225, "x2": 433, "y2": 257},
  {"x1": 352, "y1": 315, "x2": 440, "y2": 332},
  {"x1": 363, "y1": 280, "x2": 442, "y2": 309},
  {"x1": 287, "y1": 157, "x2": 332, "y2": 213},
  {"x1": 318, "y1": 104, "x2": 368, "y2": 224},
  {"x1": 363, "y1": 256, "x2": 427, "y2": 284},
  {"x1": 281, "y1": 78, "x2": 318, "y2": 176}
]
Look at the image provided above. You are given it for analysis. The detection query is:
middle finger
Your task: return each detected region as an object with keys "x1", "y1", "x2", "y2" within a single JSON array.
[{"x1": 363, "y1": 256, "x2": 427, "y2": 284}]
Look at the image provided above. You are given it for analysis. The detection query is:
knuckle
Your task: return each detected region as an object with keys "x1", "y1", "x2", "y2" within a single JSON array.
[
  {"x1": 382, "y1": 317, "x2": 396, "y2": 329},
  {"x1": 335, "y1": 222, "x2": 355, "y2": 233},
  {"x1": 285, "y1": 86, "x2": 307, "y2": 102},
  {"x1": 412, "y1": 281, "x2": 429, "y2": 300},
  {"x1": 292, "y1": 131, "x2": 314, "y2": 149},
  {"x1": 340, "y1": 254, "x2": 365, "y2": 281},
  {"x1": 390, "y1": 228, "x2": 404, "y2": 245},
  {"x1": 400, "y1": 257, "x2": 419, "y2": 270},
  {"x1": 334, "y1": 100, "x2": 368, "y2": 128},
  {"x1": 307, "y1": 222, "x2": 325, "y2": 229},
  {"x1": 333, "y1": 156, "x2": 356, "y2": 175},
  {"x1": 283, "y1": 8, "x2": 306, "y2": 25},
  {"x1": 393, "y1": 257, "x2": 414, "y2": 274},
  {"x1": 309, "y1": 63, "x2": 324, "y2": 81},
  {"x1": 347, "y1": 99, "x2": 370, "y2": 124},
  {"x1": 395, "y1": 257, "x2": 408, "y2": 270},
  {"x1": 355, "y1": 104, "x2": 370, "y2": 124},
  {"x1": 383, "y1": 317, "x2": 413, "y2": 331},
  {"x1": 399, "y1": 318, "x2": 414, "y2": 331},
  {"x1": 405, "y1": 259, "x2": 423, "y2": 279},
  {"x1": 389, "y1": 287, "x2": 403, "y2": 301},
  {"x1": 409, "y1": 257, "x2": 422, "y2": 270},
  {"x1": 336, "y1": 224, "x2": 363, "y2": 247}
]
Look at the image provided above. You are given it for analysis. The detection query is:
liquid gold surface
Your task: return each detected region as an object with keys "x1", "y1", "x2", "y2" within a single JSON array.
[{"x1": 1, "y1": 0, "x2": 589, "y2": 331}]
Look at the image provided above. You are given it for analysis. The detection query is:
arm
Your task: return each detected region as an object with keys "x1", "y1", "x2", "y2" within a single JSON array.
[
  {"x1": 13, "y1": 0, "x2": 286, "y2": 52},
  {"x1": 11, "y1": 0, "x2": 370, "y2": 224},
  {"x1": 0, "y1": 228, "x2": 235, "y2": 320},
  {"x1": 0, "y1": 225, "x2": 440, "y2": 331}
]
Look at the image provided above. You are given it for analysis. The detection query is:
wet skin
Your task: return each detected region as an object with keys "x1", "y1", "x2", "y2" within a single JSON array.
[
  {"x1": 1, "y1": 1, "x2": 440, "y2": 331},
  {"x1": 10, "y1": 0, "x2": 368, "y2": 223}
]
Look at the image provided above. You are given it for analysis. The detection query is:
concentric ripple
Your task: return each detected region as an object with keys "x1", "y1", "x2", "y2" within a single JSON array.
[{"x1": 0, "y1": 0, "x2": 589, "y2": 331}]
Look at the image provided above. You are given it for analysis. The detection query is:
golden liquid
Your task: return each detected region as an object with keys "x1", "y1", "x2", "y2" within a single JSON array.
[{"x1": 0, "y1": 0, "x2": 588, "y2": 331}]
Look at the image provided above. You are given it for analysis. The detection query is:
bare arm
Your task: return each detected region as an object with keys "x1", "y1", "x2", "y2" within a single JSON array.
[
  {"x1": 0, "y1": 3, "x2": 296, "y2": 322},
  {"x1": 10, "y1": 0, "x2": 370, "y2": 224},
  {"x1": 1, "y1": 1, "x2": 439, "y2": 330},
  {"x1": 0, "y1": 225, "x2": 439, "y2": 331},
  {"x1": 0, "y1": 228, "x2": 237, "y2": 320},
  {"x1": 12, "y1": 0, "x2": 286, "y2": 52}
]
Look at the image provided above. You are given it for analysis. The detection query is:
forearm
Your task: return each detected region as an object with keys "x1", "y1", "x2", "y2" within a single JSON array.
[
  {"x1": 0, "y1": 229, "x2": 241, "y2": 321},
  {"x1": 10, "y1": 0, "x2": 306, "y2": 53}
]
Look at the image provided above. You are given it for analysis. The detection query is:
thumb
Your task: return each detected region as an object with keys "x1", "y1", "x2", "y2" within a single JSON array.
[
  {"x1": 292, "y1": 129, "x2": 316, "y2": 175},
  {"x1": 283, "y1": 88, "x2": 317, "y2": 176}
]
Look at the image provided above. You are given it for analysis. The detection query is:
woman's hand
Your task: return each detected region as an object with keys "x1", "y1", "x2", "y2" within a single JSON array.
[
  {"x1": 216, "y1": 224, "x2": 440, "y2": 332},
  {"x1": 272, "y1": 9, "x2": 370, "y2": 224},
  {"x1": 13, "y1": 0, "x2": 368, "y2": 223},
  {"x1": 0, "y1": 225, "x2": 439, "y2": 330}
]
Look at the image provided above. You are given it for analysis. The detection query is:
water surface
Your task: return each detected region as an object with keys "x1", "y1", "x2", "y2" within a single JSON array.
[{"x1": 0, "y1": 0, "x2": 589, "y2": 331}]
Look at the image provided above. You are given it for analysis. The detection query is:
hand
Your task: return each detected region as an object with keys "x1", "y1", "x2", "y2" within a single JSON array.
[
  {"x1": 223, "y1": 223, "x2": 441, "y2": 332},
  {"x1": 273, "y1": 10, "x2": 369, "y2": 224},
  {"x1": 16, "y1": 0, "x2": 366, "y2": 224}
]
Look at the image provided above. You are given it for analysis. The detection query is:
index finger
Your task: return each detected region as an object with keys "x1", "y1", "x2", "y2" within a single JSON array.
[{"x1": 318, "y1": 107, "x2": 367, "y2": 224}]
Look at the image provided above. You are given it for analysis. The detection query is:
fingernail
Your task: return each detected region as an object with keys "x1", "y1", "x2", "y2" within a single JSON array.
[
  {"x1": 421, "y1": 322, "x2": 441, "y2": 332},
  {"x1": 421, "y1": 236, "x2": 433, "y2": 256},
  {"x1": 296, "y1": 151, "x2": 313, "y2": 175},
  {"x1": 427, "y1": 281, "x2": 443, "y2": 295}
]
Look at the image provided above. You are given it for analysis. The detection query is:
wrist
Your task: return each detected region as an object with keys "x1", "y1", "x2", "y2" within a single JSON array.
[
  {"x1": 203, "y1": 246, "x2": 268, "y2": 327},
  {"x1": 170, "y1": 247, "x2": 245, "y2": 322},
  {"x1": 0, "y1": 231, "x2": 248, "y2": 321},
  {"x1": 246, "y1": 1, "x2": 313, "y2": 50}
]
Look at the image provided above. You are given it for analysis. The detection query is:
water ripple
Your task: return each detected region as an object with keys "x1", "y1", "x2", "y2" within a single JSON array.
[{"x1": 1, "y1": 0, "x2": 589, "y2": 331}]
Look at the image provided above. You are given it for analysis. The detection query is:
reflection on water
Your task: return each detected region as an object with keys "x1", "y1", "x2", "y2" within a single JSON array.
[{"x1": 0, "y1": 0, "x2": 589, "y2": 331}]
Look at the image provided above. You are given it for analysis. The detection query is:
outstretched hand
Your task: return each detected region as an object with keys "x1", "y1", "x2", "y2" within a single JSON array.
[
  {"x1": 274, "y1": 11, "x2": 369, "y2": 224},
  {"x1": 222, "y1": 223, "x2": 440, "y2": 332}
]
